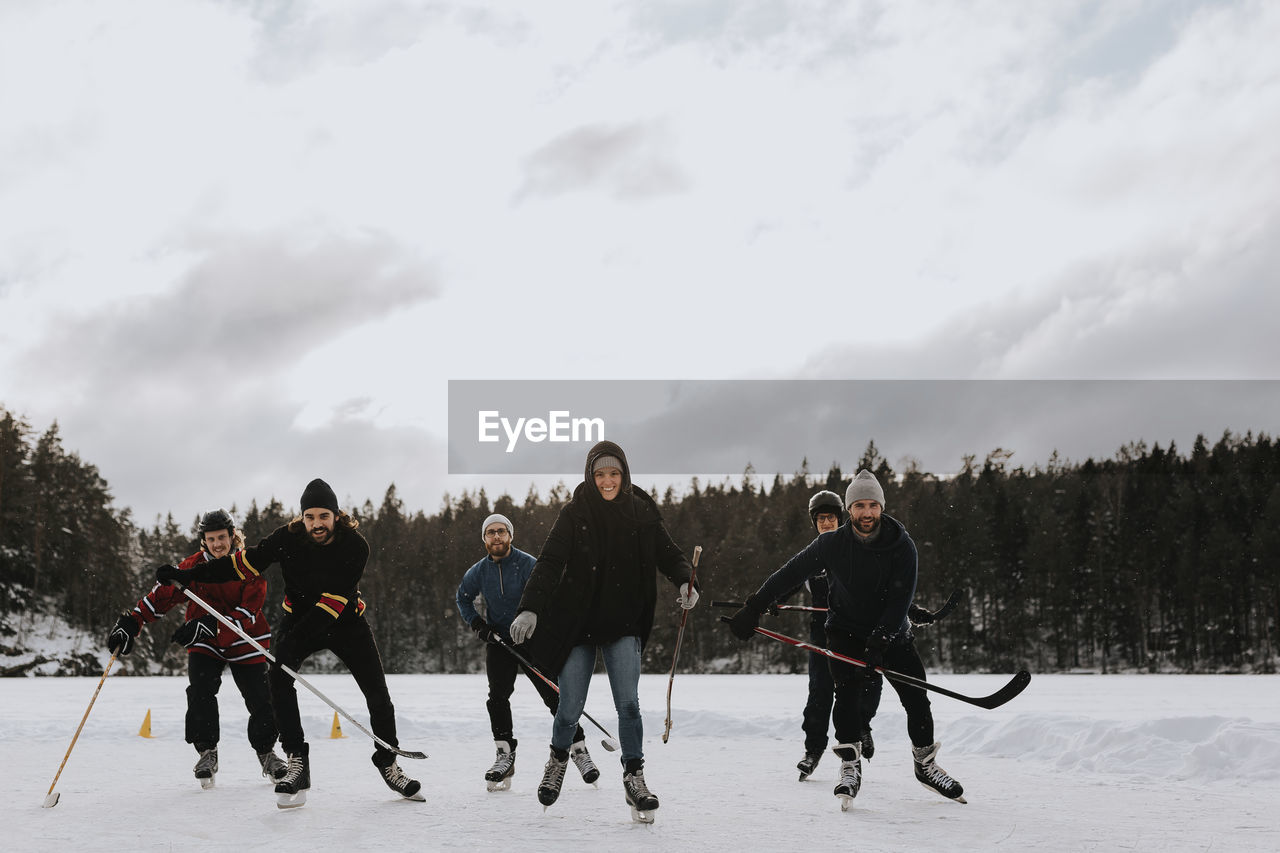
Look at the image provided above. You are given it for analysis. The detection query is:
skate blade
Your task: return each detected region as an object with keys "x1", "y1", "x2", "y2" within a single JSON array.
[
  {"x1": 276, "y1": 791, "x2": 307, "y2": 809},
  {"x1": 42, "y1": 792, "x2": 60, "y2": 808},
  {"x1": 401, "y1": 791, "x2": 426, "y2": 802},
  {"x1": 918, "y1": 781, "x2": 967, "y2": 804},
  {"x1": 485, "y1": 778, "x2": 512, "y2": 792},
  {"x1": 838, "y1": 794, "x2": 854, "y2": 812},
  {"x1": 630, "y1": 807, "x2": 655, "y2": 824},
  {"x1": 798, "y1": 771, "x2": 811, "y2": 782},
  {"x1": 199, "y1": 776, "x2": 216, "y2": 790}
]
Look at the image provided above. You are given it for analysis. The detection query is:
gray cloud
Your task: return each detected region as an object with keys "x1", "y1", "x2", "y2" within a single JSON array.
[
  {"x1": 81, "y1": 390, "x2": 448, "y2": 528},
  {"x1": 515, "y1": 121, "x2": 691, "y2": 202},
  {"x1": 801, "y1": 214, "x2": 1280, "y2": 382},
  {"x1": 25, "y1": 227, "x2": 438, "y2": 395}
]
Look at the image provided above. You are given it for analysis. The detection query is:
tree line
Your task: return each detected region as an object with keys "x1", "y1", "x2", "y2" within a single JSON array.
[{"x1": 2, "y1": 403, "x2": 1277, "y2": 675}]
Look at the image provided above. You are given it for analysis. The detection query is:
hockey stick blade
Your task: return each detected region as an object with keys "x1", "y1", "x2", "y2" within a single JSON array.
[
  {"x1": 740, "y1": 622, "x2": 1033, "y2": 710},
  {"x1": 932, "y1": 587, "x2": 965, "y2": 622}
]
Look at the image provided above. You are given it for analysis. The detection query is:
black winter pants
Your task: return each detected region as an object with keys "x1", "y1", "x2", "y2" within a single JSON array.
[
  {"x1": 826, "y1": 627, "x2": 934, "y2": 752},
  {"x1": 801, "y1": 622, "x2": 884, "y2": 754},
  {"x1": 185, "y1": 653, "x2": 277, "y2": 753},
  {"x1": 484, "y1": 641, "x2": 584, "y2": 745},
  {"x1": 268, "y1": 614, "x2": 398, "y2": 760}
]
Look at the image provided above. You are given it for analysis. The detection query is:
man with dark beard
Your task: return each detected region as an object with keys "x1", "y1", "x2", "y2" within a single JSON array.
[
  {"x1": 727, "y1": 469, "x2": 965, "y2": 809},
  {"x1": 156, "y1": 478, "x2": 422, "y2": 808},
  {"x1": 456, "y1": 512, "x2": 598, "y2": 792}
]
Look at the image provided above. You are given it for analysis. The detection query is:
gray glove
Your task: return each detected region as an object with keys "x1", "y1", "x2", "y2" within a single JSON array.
[
  {"x1": 678, "y1": 583, "x2": 699, "y2": 610},
  {"x1": 509, "y1": 611, "x2": 537, "y2": 644}
]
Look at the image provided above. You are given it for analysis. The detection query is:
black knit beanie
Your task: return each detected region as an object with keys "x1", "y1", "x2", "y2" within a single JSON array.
[{"x1": 300, "y1": 478, "x2": 339, "y2": 513}]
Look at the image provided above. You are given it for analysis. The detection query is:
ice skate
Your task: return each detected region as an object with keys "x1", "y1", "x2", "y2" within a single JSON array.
[
  {"x1": 913, "y1": 741, "x2": 966, "y2": 804},
  {"x1": 257, "y1": 749, "x2": 288, "y2": 781},
  {"x1": 193, "y1": 746, "x2": 218, "y2": 790},
  {"x1": 796, "y1": 750, "x2": 822, "y2": 781},
  {"x1": 860, "y1": 728, "x2": 875, "y2": 760},
  {"x1": 833, "y1": 743, "x2": 862, "y2": 811},
  {"x1": 570, "y1": 738, "x2": 600, "y2": 785},
  {"x1": 537, "y1": 747, "x2": 569, "y2": 808},
  {"x1": 375, "y1": 754, "x2": 425, "y2": 802},
  {"x1": 485, "y1": 740, "x2": 515, "y2": 792},
  {"x1": 275, "y1": 746, "x2": 310, "y2": 809},
  {"x1": 623, "y1": 766, "x2": 658, "y2": 824}
]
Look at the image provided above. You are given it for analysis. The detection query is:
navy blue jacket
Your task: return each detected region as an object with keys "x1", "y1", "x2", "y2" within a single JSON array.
[
  {"x1": 754, "y1": 514, "x2": 917, "y2": 641},
  {"x1": 456, "y1": 547, "x2": 537, "y2": 639}
]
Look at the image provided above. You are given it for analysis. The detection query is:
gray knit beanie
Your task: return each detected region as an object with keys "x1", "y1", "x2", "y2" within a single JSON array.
[
  {"x1": 481, "y1": 513, "x2": 513, "y2": 542},
  {"x1": 844, "y1": 469, "x2": 885, "y2": 508},
  {"x1": 592, "y1": 455, "x2": 624, "y2": 474}
]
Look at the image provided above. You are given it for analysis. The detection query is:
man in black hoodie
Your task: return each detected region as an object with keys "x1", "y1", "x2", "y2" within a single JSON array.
[
  {"x1": 727, "y1": 470, "x2": 966, "y2": 807},
  {"x1": 157, "y1": 478, "x2": 422, "y2": 808}
]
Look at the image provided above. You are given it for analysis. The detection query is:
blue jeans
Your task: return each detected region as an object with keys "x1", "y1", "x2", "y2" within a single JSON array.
[{"x1": 552, "y1": 636, "x2": 643, "y2": 763}]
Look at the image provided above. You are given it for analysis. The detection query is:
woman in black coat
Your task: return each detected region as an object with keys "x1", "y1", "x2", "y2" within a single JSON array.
[{"x1": 509, "y1": 440, "x2": 697, "y2": 821}]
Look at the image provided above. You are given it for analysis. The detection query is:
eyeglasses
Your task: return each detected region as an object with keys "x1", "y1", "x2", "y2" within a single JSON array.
[{"x1": 484, "y1": 529, "x2": 510, "y2": 538}]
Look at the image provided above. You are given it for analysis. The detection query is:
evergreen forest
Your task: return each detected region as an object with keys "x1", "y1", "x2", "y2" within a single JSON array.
[{"x1": 2, "y1": 404, "x2": 1277, "y2": 677}]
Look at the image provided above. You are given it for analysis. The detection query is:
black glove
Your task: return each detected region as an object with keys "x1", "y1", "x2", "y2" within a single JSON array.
[
  {"x1": 863, "y1": 627, "x2": 892, "y2": 669},
  {"x1": 470, "y1": 617, "x2": 498, "y2": 644},
  {"x1": 107, "y1": 613, "x2": 140, "y2": 656},
  {"x1": 908, "y1": 603, "x2": 934, "y2": 626},
  {"x1": 155, "y1": 564, "x2": 184, "y2": 586},
  {"x1": 726, "y1": 595, "x2": 767, "y2": 641},
  {"x1": 171, "y1": 615, "x2": 217, "y2": 648}
]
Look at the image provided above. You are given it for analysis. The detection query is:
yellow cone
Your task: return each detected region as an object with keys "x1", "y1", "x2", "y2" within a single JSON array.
[
  {"x1": 330, "y1": 711, "x2": 345, "y2": 739},
  {"x1": 138, "y1": 709, "x2": 155, "y2": 738}
]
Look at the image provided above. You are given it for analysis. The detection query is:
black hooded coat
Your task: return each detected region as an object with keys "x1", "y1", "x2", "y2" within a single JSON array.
[{"x1": 517, "y1": 440, "x2": 693, "y2": 676}]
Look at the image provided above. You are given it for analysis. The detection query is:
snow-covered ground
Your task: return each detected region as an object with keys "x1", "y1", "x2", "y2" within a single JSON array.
[{"x1": 4, "y1": 671, "x2": 1278, "y2": 852}]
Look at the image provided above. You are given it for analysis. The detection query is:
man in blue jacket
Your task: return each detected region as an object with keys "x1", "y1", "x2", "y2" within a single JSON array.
[
  {"x1": 457, "y1": 513, "x2": 598, "y2": 791},
  {"x1": 727, "y1": 470, "x2": 965, "y2": 807}
]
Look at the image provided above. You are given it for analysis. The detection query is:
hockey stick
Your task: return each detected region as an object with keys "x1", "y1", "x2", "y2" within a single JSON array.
[
  {"x1": 492, "y1": 635, "x2": 620, "y2": 752},
  {"x1": 723, "y1": 619, "x2": 1031, "y2": 710},
  {"x1": 662, "y1": 544, "x2": 701, "y2": 743},
  {"x1": 926, "y1": 587, "x2": 965, "y2": 623},
  {"x1": 174, "y1": 583, "x2": 427, "y2": 759},
  {"x1": 711, "y1": 600, "x2": 822, "y2": 612},
  {"x1": 714, "y1": 588, "x2": 965, "y2": 625},
  {"x1": 42, "y1": 652, "x2": 119, "y2": 807}
]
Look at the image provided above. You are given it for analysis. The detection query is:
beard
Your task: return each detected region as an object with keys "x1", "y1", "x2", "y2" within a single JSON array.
[{"x1": 486, "y1": 541, "x2": 511, "y2": 559}]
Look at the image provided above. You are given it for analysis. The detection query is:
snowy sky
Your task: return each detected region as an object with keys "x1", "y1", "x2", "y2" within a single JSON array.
[{"x1": 2, "y1": 0, "x2": 1279, "y2": 525}]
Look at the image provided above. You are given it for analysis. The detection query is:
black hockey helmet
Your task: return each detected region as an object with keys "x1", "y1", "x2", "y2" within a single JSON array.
[
  {"x1": 198, "y1": 508, "x2": 236, "y2": 536},
  {"x1": 807, "y1": 490, "x2": 843, "y2": 528}
]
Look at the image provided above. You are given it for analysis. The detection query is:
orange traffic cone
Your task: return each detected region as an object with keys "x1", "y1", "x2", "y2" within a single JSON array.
[
  {"x1": 138, "y1": 709, "x2": 155, "y2": 738},
  {"x1": 330, "y1": 711, "x2": 345, "y2": 739}
]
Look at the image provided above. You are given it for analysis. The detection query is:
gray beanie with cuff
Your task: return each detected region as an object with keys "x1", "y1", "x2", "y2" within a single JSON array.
[
  {"x1": 844, "y1": 469, "x2": 886, "y2": 508},
  {"x1": 481, "y1": 513, "x2": 513, "y2": 541}
]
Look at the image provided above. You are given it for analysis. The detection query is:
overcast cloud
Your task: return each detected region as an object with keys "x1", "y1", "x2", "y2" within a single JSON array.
[{"x1": 1, "y1": 0, "x2": 1277, "y2": 525}]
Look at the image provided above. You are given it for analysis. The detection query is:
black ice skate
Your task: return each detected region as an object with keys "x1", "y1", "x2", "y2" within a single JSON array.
[
  {"x1": 570, "y1": 738, "x2": 600, "y2": 785},
  {"x1": 797, "y1": 751, "x2": 822, "y2": 781},
  {"x1": 913, "y1": 741, "x2": 966, "y2": 804},
  {"x1": 485, "y1": 740, "x2": 516, "y2": 792},
  {"x1": 275, "y1": 745, "x2": 310, "y2": 809},
  {"x1": 193, "y1": 746, "x2": 218, "y2": 790},
  {"x1": 537, "y1": 747, "x2": 569, "y2": 808},
  {"x1": 257, "y1": 749, "x2": 288, "y2": 781},
  {"x1": 623, "y1": 766, "x2": 659, "y2": 824},
  {"x1": 374, "y1": 753, "x2": 424, "y2": 802},
  {"x1": 860, "y1": 728, "x2": 875, "y2": 760}
]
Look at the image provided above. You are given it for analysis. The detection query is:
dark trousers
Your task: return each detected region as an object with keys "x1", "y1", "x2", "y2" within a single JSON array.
[
  {"x1": 269, "y1": 614, "x2": 398, "y2": 759},
  {"x1": 484, "y1": 642, "x2": 583, "y2": 745},
  {"x1": 827, "y1": 627, "x2": 934, "y2": 751},
  {"x1": 185, "y1": 652, "x2": 277, "y2": 753},
  {"x1": 802, "y1": 623, "x2": 882, "y2": 754}
]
